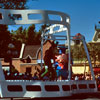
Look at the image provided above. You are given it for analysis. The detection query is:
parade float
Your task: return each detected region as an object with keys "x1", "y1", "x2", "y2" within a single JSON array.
[{"x1": 0, "y1": 9, "x2": 97, "y2": 99}]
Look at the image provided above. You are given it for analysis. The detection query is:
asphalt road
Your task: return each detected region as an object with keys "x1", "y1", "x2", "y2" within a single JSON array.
[{"x1": 0, "y1": 92, "x2": 100, "y2": 100}]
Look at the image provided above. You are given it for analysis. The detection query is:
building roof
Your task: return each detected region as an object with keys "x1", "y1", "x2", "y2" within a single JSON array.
[
  {"x1": 20, "y1": 40, "x2": 59, "y2": 59},
  {"x1": 22, "y1": 45, "x2": 41, "y2": 59}
]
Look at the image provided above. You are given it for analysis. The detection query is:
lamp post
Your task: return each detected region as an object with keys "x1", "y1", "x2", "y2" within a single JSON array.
[{"x1": 7, "y1": 43, "x2": 17, "y2": 74}]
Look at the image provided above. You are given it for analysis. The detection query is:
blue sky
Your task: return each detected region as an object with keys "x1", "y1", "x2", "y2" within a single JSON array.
[{"x1": 9, "y1": 0, "x2": 100, "y2": 42}]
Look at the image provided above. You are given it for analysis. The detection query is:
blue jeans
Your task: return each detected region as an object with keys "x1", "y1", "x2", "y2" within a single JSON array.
[{"x1": 56, "y1": 69, "x2": 68, "y2": 79}]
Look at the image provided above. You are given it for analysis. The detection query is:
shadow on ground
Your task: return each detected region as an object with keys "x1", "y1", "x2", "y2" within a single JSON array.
[{"x1": 0, "y1": 92, "x2": 100, "y2": 100}]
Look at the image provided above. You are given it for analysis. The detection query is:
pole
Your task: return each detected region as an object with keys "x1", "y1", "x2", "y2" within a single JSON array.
[
  {"x1": 10, "y1": 57, "x2": 12, "y2": 74},
  {"x1": 67, "y1": 27, "x2": 71, "y2": 80},
  {"x1": 81, "y1": 36, "x2": 95, "y2": 80},
  {"x1": 41, "y1": 31, "x2": 45, "y2": 69}
]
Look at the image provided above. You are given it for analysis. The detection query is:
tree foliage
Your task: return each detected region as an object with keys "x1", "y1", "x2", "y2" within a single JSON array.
[
  {"x1": 71, "y1": 41, "x2": 100, "y2": 67},
  {"x1": 0, "y1": 0, "x2": 27, "y2": 9},
  {"x1": 87, "y1": 43, "x2": 100, "y2": 67},
  {"x1": 0, "y1": 25, "x2": 11, "y2": 57},
  {"x1": 27, "y1": 24, "x2": 36, "y2": 45},
  {"x1": 11, "y1": 24, "x2": 47, "y2": 45},
  {"x1": 71, "y1": 42, "x2": 87, "y2": 61},
  {"x1": 0, "y1": 0, "x2": 27, "y2": 57}
]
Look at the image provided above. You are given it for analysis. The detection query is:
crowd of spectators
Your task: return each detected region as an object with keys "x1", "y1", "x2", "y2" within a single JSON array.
[
  {"x1": 3, "y1": 70, "x2": 40, "y2": 80},
  {"x1": 3, "y1": 69, "x2": 93, "y2": 81},
  {"x1": 71, "y1": 73, "x2": 92, "y2": 80},
  {"x1": 95, "y1": 74, "x2": 100, "y2": 91}
]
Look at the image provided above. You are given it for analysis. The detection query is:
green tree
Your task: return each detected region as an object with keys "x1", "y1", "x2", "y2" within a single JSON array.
[
  {"x1": 27, "y1": 24, "x2": 36, "y2": 45},
  {"x1": 22, "y1": 28, "x2": 27, "y2": 43},
  {"x1": 11, "y1": 27, "x2": 28, "y2": 55},
  {"x1": 11, "y1": 24, "x2": 48, "y2": 46},
  {"x1": 15, "y1": 26, "x2": 24, "y2": 43},
  {"x1": 11, "y1": 27, "x2": 27, "y2": 43},
  {"x1": 88, "y1": 43, "x2": 100, "y2": 67},
  {"x1": 0, "y1": 0, "x2": 27, "y2": 9},
  {"x1": 35, "y1": 30, "x2": 41, "y2": 45},
  {"x1": 72, "y1": 42, "x2": 100, "y2": 67},
  {"x1": 0, "y1": 25, "x2": 11, "y2": 57},
  {"x1": 0, "y1": 0, "x2": 27, "y2": 57},
  {"x1": 71, "y1": 41, "x2": 87, "y2": 63}
]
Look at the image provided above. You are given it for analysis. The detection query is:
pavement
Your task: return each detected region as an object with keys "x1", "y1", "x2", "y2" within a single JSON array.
[{"x1": 0, "y1": 92, "x2": 100, "y2": 100}]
